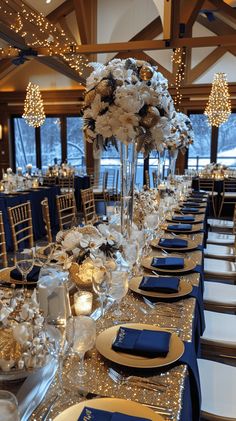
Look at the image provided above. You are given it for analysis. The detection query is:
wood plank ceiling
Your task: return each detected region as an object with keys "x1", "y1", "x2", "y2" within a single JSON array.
[{"x1": 0, "y1": 0, "x2": 235, "y2": 88}]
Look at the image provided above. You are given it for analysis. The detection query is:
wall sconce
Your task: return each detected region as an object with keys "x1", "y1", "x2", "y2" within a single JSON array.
[{"x1": 0, "y1": 125, "x2": 2, "y2": 140}]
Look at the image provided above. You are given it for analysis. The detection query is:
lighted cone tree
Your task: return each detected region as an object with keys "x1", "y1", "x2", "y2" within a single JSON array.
[
  {"x1": 22, "y1": 82, "x2": 46, "y2": 128},
  {"x1": 204, "y1": 72, "x2": 231, "y2": 127}
]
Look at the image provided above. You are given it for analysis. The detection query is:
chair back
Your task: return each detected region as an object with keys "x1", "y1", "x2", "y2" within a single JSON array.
[
  {"x1": 56, "y1": 193, "x2": 76, "y2": 230},
  {"x1": 8, "y1": 201, "x2": 34, "y2": 251},
  {"x1": 81, "y1": 188, "x2": 97, "y2": 224},
  {"x1": 198, "y1": 178, "x2": 215, "y2": 191},
  {"x1": 0, "y1": 212, "x2": 7, "y2": 267},
  {"x1": 43, "y1": 176, "x2": 57, "y2": 186},
  {"x1": 58, "y1": 175, "x2": 74, "y2": 193},
  {"x1": 223, "y1": 178, "x2": 236, "y2": 193},
  {"x1": 41, "y1": 197, "x2": 52, "y2": 243}
]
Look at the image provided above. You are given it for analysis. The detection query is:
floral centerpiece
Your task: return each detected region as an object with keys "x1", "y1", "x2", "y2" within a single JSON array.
[
  {"x1": 55, "y1": 224, "x2": 125, "y2": 288},
  {"x1": 83, "y1": 58, "x2": 175, "y2": 155},
  {"x1": 164, "y1": 112, "x2": 194, "y2": 152},
  {"x1": 0, "y1": 290, "x2": 52, "y2": 372},
  {"x1": 200, "y1": 162, "x2": 228, "y2": 178}
]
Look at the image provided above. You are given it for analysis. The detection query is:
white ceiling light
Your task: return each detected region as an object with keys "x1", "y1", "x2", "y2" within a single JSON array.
[{"x1": 46, "y1": 0, "x2": 51, "y2": 4}]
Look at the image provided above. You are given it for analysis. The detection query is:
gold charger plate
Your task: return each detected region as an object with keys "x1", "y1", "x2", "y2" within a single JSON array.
[
  {"x1": 141, "y1": 255, "x2": 196, "y2": 274},
  {"x1": 151, "y1": 237, "x2": 198, "y2": 251},
  {"x1": 96, "y1": 323, "x2": 184, "y2": 369},
  {"x1": 166, "y1": 215, "x2": 204, "y2": 224},
  {"x1": 53, "y1": 398, "x2": 164, "y2": 421},
  {"x1": 129, "y1": 276, "x2": 192, "y2": 299},
  {"x1": 163, "y1": 223, "x2": 203, "y2": 233}
]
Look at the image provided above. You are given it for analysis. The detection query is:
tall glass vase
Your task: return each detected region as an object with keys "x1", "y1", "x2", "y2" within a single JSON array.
[
  {"x1": 120, "y1": 142, "x2": 137, "y2": 237},
  {"x1": 169, "y1": 149, "x2": 179, "y2": 177}
]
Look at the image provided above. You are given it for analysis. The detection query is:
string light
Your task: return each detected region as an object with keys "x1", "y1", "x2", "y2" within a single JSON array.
[
  {"x1": 0, "y1": 0, "x2": 89, "y2": 78},
  {"x1": 171, "y1": 47, "x2": 186, "y2": 111},
  {"x1": 22, "y1": 82, "x2": 46, "y2": 128},
  {"x1": 204, "y1": 72, "x2": 231, "y2": 127}
]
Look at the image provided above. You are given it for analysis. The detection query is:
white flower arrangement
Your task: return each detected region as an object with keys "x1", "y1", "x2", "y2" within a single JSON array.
[
  {"x1": 83, "y1": 58, "x2": 175, "y2": 156},
  {"x1": 164, "y1": 112, "x2": 194, "y2": 151}
]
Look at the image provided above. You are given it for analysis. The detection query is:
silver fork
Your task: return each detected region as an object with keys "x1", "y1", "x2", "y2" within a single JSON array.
[
  {"x1": 142, "y1": 297, "x2": 183, "y2": 319},
  {"x1": 108, "y1": 367, "x2": 167, "y2": 391}
]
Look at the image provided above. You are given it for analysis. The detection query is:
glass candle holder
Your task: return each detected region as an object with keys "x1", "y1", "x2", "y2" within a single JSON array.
[{"x1": 74, "y1": 291, "x2": 93, "y2": 316}]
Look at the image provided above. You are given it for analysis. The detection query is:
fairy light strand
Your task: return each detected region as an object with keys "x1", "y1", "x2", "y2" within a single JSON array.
[
  {"x1": 171, "y1": 47, "x2": 186, "y2": 111},
  {"x1": 22, "y1": 82, "x2": 46, "y2": 128},
  {"x1": 204, "y1": 72, "x2": 231, "y2": 127}
]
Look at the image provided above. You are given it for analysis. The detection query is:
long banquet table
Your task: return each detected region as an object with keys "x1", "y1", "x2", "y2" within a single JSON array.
[{"x1": 0, "y1": 191, "x2": 207, "y2": 421}]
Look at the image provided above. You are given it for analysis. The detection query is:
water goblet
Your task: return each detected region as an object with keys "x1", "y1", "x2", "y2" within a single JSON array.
[
  {"x1": 109, "y1": 271, "x2": 129, "y2": 320},
  {"x1": 92, "y1": 270, "x2": 111, "y2": 317},
  {"x1": 35, "y1": 241, "x2": 54, "y2": 267},
  {"x1": 15, "y1": 249, "x2": 34, "y2": 291},
  {"x1": 72, "y1": 316, "x2": 96, "y2": 381},
  {"x1": 0, "y1": 391, "x2": 20, "y2": 421}
]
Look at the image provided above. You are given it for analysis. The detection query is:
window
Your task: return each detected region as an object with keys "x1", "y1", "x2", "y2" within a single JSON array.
[
  {"x1": 41, "y1": 117, "x2": 61, "y2": 169},
  {"x1": 217, "y1": 114, "x2": 236, "y2": 168},
  {"x1": 188, "y1": 114, "x2": 211, "y2": 169},
  {"x1": 14, "y1": 118, "x2": 36, "y2": 169},
  {"x1": 66, "y1": 117, "x2": 85, "y2": 168}
]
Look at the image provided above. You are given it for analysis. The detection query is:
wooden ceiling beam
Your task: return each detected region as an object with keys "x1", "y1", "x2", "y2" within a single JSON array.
[
  {"x1": 188, "y1": 46, "x2": 227, "y2": 83},
  {"x1": 131, "y1": 16, "x2": 163, "y2": 41},
  {"x1": 197, "y1": 14, "x2": 236, "y2": 56},
  {"x1": 36, "y1": 56, "x2": 85, "y2": 84},
  {"x1": 33, "y1": 34, "x2": 236, "y2": 55},
  {"x1": 46, "y1": 0, "x2": 74, "y2": 24},
  {"x1": 0, "y1": 22, "x2": 26, "y2": 49},
  {"x1": 0, "y1": 58, "x2": 16, "y2": 80},
  {"x1": 180, "y1": 0, "x2": 205, "y2": 34},
  {"x1": 208, "y1": 0, "x2": 236, "y2": 24},
  {"x1": 73, "y1": 0, "x2": 90, "y2": 44}
]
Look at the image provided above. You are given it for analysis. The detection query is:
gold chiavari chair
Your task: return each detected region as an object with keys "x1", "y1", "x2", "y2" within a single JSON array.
[
  {"x1": 218, "y1": 178, "x2": 236, "y2": 217},
  {"x1": 41, "y1": 197, "x2": 52, "y2": 243},
  {"x1": 56, "y1": 193, "x2": 77, "y2": 231},
  {"x1": 58, "y1": 175, "x2": 75, "y2": 193},
  {"x1": 145, "y1": 170, "x2": 150, "y2": 189},
  {"x1": 8, "y1": 201, "x2": 34, "y2": 252},
  {"x1": 81, "y1": 188, "x2": 98, "y2": 224},
  {"x1": 43, "y1": 176, "x2": 57, "y2": 186},
  {"x1": 198, "y1": 178, "x2": 218, "y2": 217},
  {"x1": 0, "y1": 212, "x2": 7, "y2": 267}
]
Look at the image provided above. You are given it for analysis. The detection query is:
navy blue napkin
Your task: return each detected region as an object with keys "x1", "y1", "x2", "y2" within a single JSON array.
[
  {"x1": 172, "y1": 216, "x2": 195, "y2": 222},
  {"x1": 167, "y1": 224, "x2": 192, "y2": 231},
  {"x1": 112, "y1": 327, "x2": 171, "y2": 357},
  {"x1": 183, "y1": 202, "x2": 201, "y2": 208},
  {"x1": 187, "y1": 197, "x2": 205, "y2": 203},
  {"x1": 139, "y1": 276, "x2": 180, "y2": 293},
  {"x1": 10, "y1": 265, "x2": 40, "y2": 283},
  {"x1": 151, "y1": 257, "x2": 184, "y2": 269},
  {"x1": 181, "y1": 207, "x2": 200, "y2": 213},
  {"x1": 78, "y1": 407, "x2": 150, "y2": 421},
  {"x1": 159, "y1": 238, "x2": 188, "y2": 248},
  {"x1": 191, "y1": 191, "x2": 207, "y2": 197}
]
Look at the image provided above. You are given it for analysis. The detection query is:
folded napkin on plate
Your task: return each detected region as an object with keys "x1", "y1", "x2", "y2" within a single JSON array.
[
  {"x1": 183, "y1": 202, "x2": 201, "y2": 207},
  {"x1": 151, "y1": 257, "x2": 184, "y2": 269},
  {"x1": 167, "y1": 224, "x2": 192, "y2": 231},
  {"x1": 112, "y1": 326, "x2": 171, "y2": 357},
  {"x1": 158, "y1": 238, "x2": 188, "y2": 248},
  {"x1": 10, "y1": 265, "x2": 40, "y2": 283},
  {"x1": 191, "y1": 191, "x2": 207, "y2": 197},
  {"x1": 172, "y1": 215, "x2": 195, "y2": 222},
  {"x1": 181, "y1": 207, "x2": 199, "y2": 213},
  {"x1": 78, "y1": 407, "x2": 150, "y2": 421},
  {"x1": 139, "y1": 276, "x2": 180, "y2": 293}
]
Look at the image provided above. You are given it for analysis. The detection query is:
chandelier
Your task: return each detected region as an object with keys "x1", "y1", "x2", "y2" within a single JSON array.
[
  {"x1": 204, "y1": 72, "x2": 231, "y2": 127},
  {"x1": 22, "y1": 82, "x2": 46, "y2": 128}
]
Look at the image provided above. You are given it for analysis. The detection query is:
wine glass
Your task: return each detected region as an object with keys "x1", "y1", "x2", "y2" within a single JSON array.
[
  {"x1": 15, "y1": 249, "x2": 34, "y2": 286},
  {"x1": 35, "y1": 241, "x2": 54, "y2": 267},
  {"x1": 92, "y1": 270, "x2": 111, "y2": 317},
  {"x1": 123, "y1": 241, "x2": 139, "y2": 275},
  {"x1": 0, "y1": 391, "x2": 20, "y2": 421},
  {"x1": 72, "y1": 316, "x2": 96, "y2": 381},
  {"x1": 109, "y1": 271, "x2": 129, "y2": 319}
]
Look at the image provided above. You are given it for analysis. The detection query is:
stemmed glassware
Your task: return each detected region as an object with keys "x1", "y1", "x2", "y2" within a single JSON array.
[
  {"x1": 123, "y1": 241, "x2": 139, "y2": 276},
  {"x1": 35, "y1": 241, "x2": 54, "y2": 267},
  {"x1": 71, "y1": 316, "x2": 96, "y2": 381},
  {"x1": 108, "y1": 271, "x2": 129, "y2": 320},
  {"x1": 92, "y1": 270, "x2": 111, "y2": 317},
  {"x1": 0, "y1": 390, "x2": 20, "y2": 421},
  {"x1": 15, "y1": 249, "x2": 34, "y2": 289}
]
